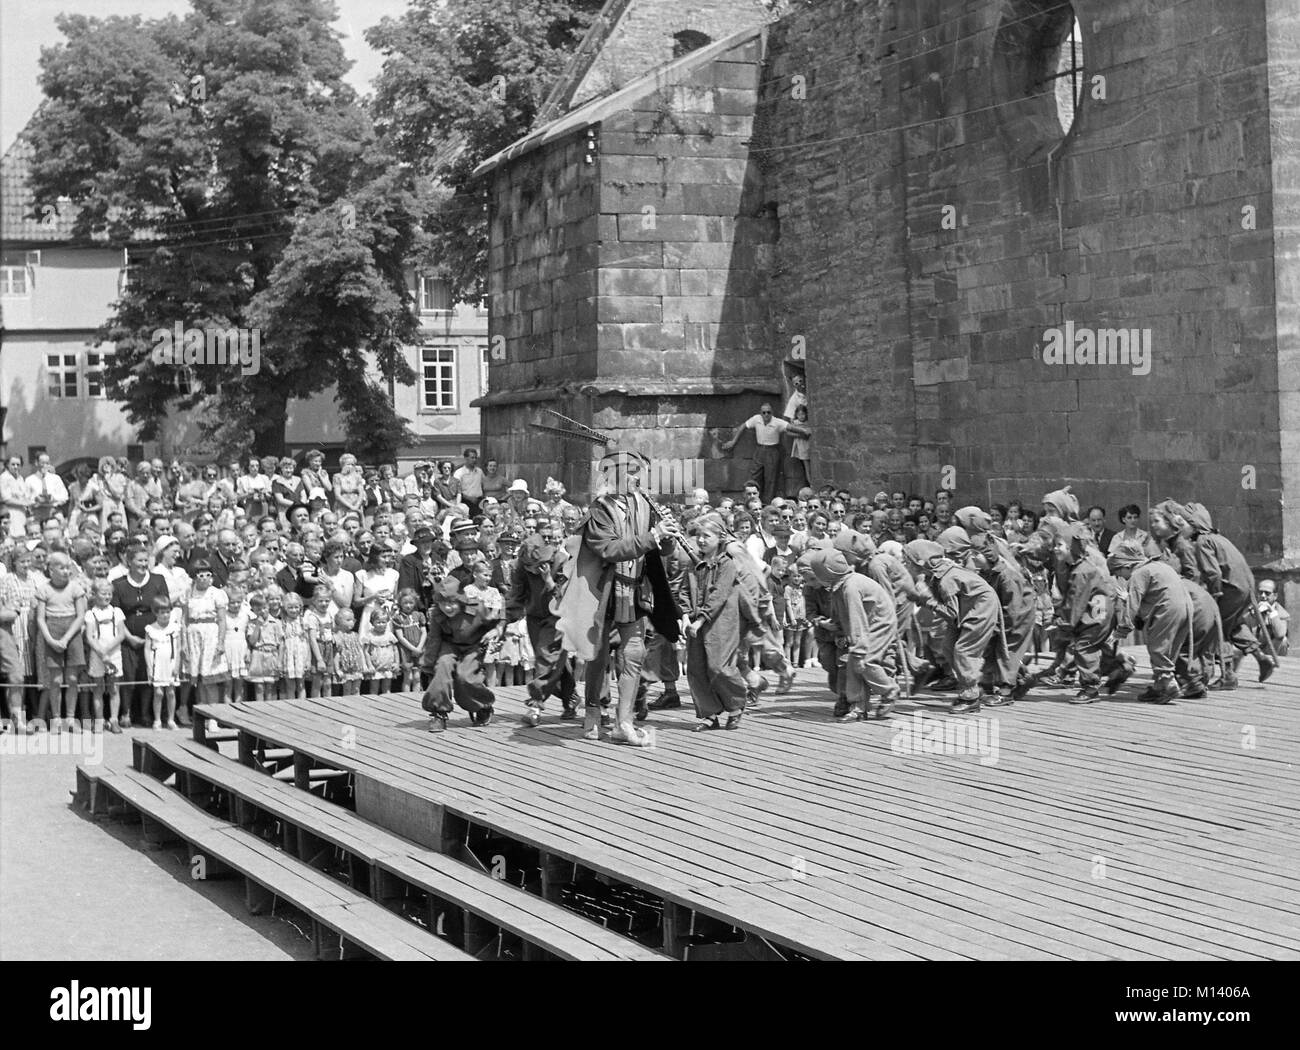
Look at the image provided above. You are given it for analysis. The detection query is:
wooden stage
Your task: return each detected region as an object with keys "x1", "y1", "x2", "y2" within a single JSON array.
[{"x1": 188, "y1": 649, "x2": 1300, "y2": 960}]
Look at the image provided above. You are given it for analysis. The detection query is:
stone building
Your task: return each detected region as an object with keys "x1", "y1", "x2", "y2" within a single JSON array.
[
  {"x1": 1, "y1": 125, "x2": 489, "y2": 471},
  {"x1": 478, "y1": 0, "x2": 1298, "y2": 563}
]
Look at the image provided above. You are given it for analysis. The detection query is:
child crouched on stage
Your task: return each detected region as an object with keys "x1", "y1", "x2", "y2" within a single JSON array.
[{"x1": 420, "y1": 577, "x2": 501, "y2": 732}]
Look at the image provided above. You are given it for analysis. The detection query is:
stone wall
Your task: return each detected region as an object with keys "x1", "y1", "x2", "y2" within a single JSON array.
[
  {"x1": 758, "y1": 0, "x2": 1295, "y2": 559},
  {"x1": 482, "y1": 31, "x2": 779, "y2": 499}
]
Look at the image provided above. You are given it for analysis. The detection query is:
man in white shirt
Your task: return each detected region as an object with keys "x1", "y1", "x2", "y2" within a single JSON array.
[
  {"x1": 721, "y1": 403, "x2": 809, "y2": 505},
  {"x1": 452, "y1": 448, "x2": 484, "y2": 516},
  {"x1": 25, "y1": 454, "x2": 69, "y2": 524},
  {"x1": 1257, "y1": 580, "x2": 1290, "y2": 657}
]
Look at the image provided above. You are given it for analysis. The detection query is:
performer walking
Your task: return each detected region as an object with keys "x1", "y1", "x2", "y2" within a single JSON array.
[
  {"x1": 509, "y1": 534, "x2": 578, "y2": 725},
  {"x1": 683, "y1": 513, "x2": 751, "y2": 731},
  {"x1": 556, "y1": 446, "x2": 683, "y2": 747}
]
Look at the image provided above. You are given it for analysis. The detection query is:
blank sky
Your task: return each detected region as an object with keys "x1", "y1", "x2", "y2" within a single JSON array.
[{"x1": 1, "y1": 0, "x2": 411, "y2": 153}]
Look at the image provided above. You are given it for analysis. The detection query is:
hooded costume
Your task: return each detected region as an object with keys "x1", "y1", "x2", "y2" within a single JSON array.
[
  {"x1": 1050, "y1": 521, "x2": 1130, "y2": 699},
  {"x1": 508, "y1": 535, "x2": 576, "y2": 713},
  {"x1": 809, "y1": 548, "x2": 899, "y2": 717},
  {"x1": 904, "y1": 539, "x2": 999, "y2": 702},
  {"x1": 420, "y1": 577, "x2": 500, "y2": 722},
  {"x1": 684, "y1": 514, "x2": 749, "y2": 722},
  {"x1": 1181, "y1": 502, "x2": 1265, "y2": 681}
]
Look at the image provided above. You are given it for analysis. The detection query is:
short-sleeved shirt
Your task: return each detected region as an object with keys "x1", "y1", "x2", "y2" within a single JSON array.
[
  {"x1": 36, "y1": 578, "x2": 87, "y2": 618},
  {"x1": 783, "y1": 391, "x2": 807, "y2": 420},
  {"x1": 453, "y1": 466, "x2": 484, "y2": 500},
  {"x1": 745, "y1": 415, "x2": 789, "y2": 446}
]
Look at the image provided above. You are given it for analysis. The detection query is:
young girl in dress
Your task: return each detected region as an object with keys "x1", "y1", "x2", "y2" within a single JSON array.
[
  {"x1": 144, "y1": 596, "x2": 184, "y2": 729},
  {"x1": 184, "y1": 561, "x2": 229, "y2": 707},
  {"x1": 465, "y1": 558, "x2": 505, "y2": 686},
  {"x1": 82, "y1": 579, "x2": 125, "y2": 733},
  {"x1": 224, "y1": 582, "x2": 249, "y2": 703},
  {"x1": 280, "y1": 592, "x2": 311, "y2": 699},
  {"x1": 361, "y1": 604, "x2": 400, "y2": 693},
  {"x1": 391, "y1": 588, "x2": 427, "y2": 692},
  {"x1": 303, "y1": 584, "x2": 336, "y2": 698},
  {"x1": 245, "y1": 591, "x2": 284, "y2": 701},
  {"x1": 331, "y1": 608, "x2": 367, "y2": 694}
]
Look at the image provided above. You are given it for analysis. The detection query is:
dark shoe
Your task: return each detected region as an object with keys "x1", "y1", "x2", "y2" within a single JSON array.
[
  {"x1": 1258, "y1": 654, "x2": 1277, "y2": 683},
  {"x1": 560, "y1": 699, "x2": 580, "y2": 720},
  {"x1": 725, "y1": 713, "x2": 743, "y2": 730},
  {"x1": 429, "y1": 714, "x2": 448, "y2": 732},
  {"x1": 1105, "y1": 657, "x2": 1136, "y2": 695},
  {"x1": 1069, "y1": 688, "x2": 1101, "y2": 705},
  {"x1": 600, "y1": 713, "x2": 612, "y2": 728},
  {"x1": 1180, "y1": 682, "x2": 1208, "y2": 699},
  {"x1": 472, "y1": 708, "x2": 494, "y2": 727},
  {"x1": 930, "y1": 675, "x2": 958, "y2": 692},
  {"x1": 634, "y1": 697, "x2": 649, "y2": 723},
  {"x1": 648, "y1": 690, "x2": 682, "y2": 710},
  {"x1": 984, "y1": 690, "x2": 1014, "y2": 708},
  {"x1": 831, "y1": 696, "x2": 850, "y2": 718},
  {"x1": 746, "y1": 692, "x2": 760, "y2": 710},
  {"x1": 1211, "y1": 670, "x2": 1239, "y2": 691},
  {"x1": 950, "y1": 696, "x2": 981, "y2": 714},
  {"x1": 692, "y1": 718, "x2": 721, "y2": 732},
  {"x1": 1141, "y1": 677, "x2": 1180, "y2": 704}
]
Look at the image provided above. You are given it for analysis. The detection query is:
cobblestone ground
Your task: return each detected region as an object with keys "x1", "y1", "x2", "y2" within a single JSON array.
[{"x1": 0, "y1": 728, "x2": 315, "y2": 961}]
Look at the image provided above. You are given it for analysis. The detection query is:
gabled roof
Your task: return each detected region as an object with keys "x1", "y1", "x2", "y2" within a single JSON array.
[
  {"x1": 472, "y1": 24, "x2": 765, "y2": 180},
  {"x1": 1, "y1": 129, "x2": 80, "y2": 244},
  {"x1": 533, "y1": 0, "x2": 638, "y2": 126}
]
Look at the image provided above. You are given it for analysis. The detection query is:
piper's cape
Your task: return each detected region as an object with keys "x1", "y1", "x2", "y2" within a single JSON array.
[{"x1": 556, "y1": 494, "x2": 681, "y2": 661}]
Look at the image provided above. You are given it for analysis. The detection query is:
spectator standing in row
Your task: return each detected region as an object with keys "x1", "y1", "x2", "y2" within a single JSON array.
[{"x1": 453, "y1": 448, "x2": 484, "y2": 517}]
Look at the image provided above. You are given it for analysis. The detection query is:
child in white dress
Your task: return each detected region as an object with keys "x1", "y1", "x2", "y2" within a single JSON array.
[
  {"x1": 83, "y1": 580, "x2": 125, "y2": 733},
  {"x1": 144, "y1": 596, "x2": 184, "y2": 729}
]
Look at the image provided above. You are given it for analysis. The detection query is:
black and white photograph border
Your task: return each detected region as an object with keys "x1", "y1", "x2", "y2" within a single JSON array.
[{"x1": 0, "y1": 0, "x2": 1296, "y2": 1022}]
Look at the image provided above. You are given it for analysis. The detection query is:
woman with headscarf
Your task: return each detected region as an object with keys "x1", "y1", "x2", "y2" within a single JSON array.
[
  {"x1": 682, "y1": 514, "x2": 750, "y2": 731},
  {"x1": 1043, "y1": 520, "x2": 1133, "y2": 703},
  {"x1": 940, "y1": 525, "x2": 1036, "y2": 706},
  {"x1": 902, "y1": 538, "x2": 999, "y2": 714},
  {"x1": 1181, "y1": 501, "x2": 1274, "y2": 687},
  {"x1": 809, "y1": 547, "x2": 900, "y2": 722},
  {"x1": 1107, "y1": 539, "x2": 1190, "y2": 704}
]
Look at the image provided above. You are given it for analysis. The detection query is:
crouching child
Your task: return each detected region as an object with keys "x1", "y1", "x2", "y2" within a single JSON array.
[{"x1": 420, "y1": 577, "x2": 500, "y2": 731}]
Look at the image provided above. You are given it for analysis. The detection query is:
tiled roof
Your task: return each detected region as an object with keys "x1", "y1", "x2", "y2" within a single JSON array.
[{"x1": 1, "y1": 127, "x2": 80, "y2": 244}]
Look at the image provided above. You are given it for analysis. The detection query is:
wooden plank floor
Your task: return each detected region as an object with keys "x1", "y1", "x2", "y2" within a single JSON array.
[{"x1": 202, "y1": 648, "x2": 1300, "y2": 959}]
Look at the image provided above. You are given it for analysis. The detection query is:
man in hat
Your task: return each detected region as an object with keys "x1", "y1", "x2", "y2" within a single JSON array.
[
  {"x1": 507, "y1": 534, "x2": 578, "y2": 725},
  {"x1": 398, "y1": 525, "x2": 446, "y2": 610},
  {"x1": 557, "y1": 446, "x2": 683, "y2": 746},
  {"x1": 443, "y1": 515, "x2": 480, "y2": 587},
  {"x1": 1182, "y1": 502, "x2": 1276, "y2": 686},
  {"x1": 420, "y1": 577, "x2": 500, "y2": 730}
]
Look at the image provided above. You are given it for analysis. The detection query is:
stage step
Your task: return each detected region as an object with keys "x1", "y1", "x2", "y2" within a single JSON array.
[
  {"x1": 134, "y1": 736, "x2": 669, "y2": 961},
  {"x1": 194, "y1": 700, "x2": 869, "y2": 959},
  {"x1": 75, "y1": 764, "x2": 472, "y2": 962}
]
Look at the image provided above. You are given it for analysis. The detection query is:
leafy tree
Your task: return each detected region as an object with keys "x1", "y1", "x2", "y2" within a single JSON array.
[
  {"x1": 366, "y1": 0, "x2": 605, "y2": 305},
  {"x1": 26, "y1": 0, "x2": 429, "y2": 459}
]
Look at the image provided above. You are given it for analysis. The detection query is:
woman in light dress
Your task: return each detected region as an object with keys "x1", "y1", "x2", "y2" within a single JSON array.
[{"x1": 183, "y1": 559, "x2": 228, "y2": 706}]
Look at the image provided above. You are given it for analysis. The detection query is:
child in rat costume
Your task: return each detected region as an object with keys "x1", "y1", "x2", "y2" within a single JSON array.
[
  {"x1": 902, "y1": 539, "x2": 1000, "y2": 714},
  {"x1": 420, "y1": 577, "x2": 501, "y2": 731},
  {"x1": 808, "y1": 547, "x2": 901, "y2": 722},
  {"x1": 509, "y1": 534, "x2": 578, "y2": 725},
  {"x1": 683, "y1": 513, "x2": 752, "y2": 731}
]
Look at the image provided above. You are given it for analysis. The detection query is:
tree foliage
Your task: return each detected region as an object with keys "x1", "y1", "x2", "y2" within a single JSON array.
[
  {"x1": 26, "y1": 0, "x2": 429, "y2": 460},
  {"x1": 366, "y1": 0, "x2": 606, "y2": 305}
]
